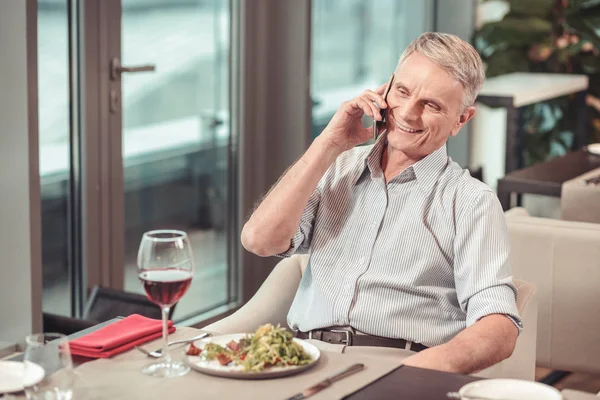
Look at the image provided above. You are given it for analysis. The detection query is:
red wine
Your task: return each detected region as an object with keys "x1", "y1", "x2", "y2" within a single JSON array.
[{"x1": 139, "y1": 269, "x2": 193, "y2": 307}]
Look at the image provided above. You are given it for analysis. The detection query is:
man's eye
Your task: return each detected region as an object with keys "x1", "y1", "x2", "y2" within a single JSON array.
[{"x1": 426, "y1": 102, "x2": 439, "y2": 110}]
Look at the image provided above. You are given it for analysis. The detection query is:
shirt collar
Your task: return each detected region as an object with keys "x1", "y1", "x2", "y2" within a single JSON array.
[
  {"x1": 410, "y1": 144, "x2": 449, "y2": 195},
  {"x1": 365, "y1": 132, "x2": 388, "y2": 175},
  {"x1": 356, "y1": 132, "x2": 449, "y2": 195}
]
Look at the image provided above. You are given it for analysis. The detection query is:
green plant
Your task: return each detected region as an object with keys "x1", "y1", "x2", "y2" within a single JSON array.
[{"x1": 474, "y1": 0, "x2": 600, "y2": 166}]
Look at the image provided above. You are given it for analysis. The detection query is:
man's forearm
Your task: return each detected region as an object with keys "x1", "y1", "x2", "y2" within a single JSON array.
[
  {"x1": 241, "y1": 135, "x2": 343, "y2": 257},
  {"x1": 402, "y1": 314, "x2": 518, "y2": 374}
]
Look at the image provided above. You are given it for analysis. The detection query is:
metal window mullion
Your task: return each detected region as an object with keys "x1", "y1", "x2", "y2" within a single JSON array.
[
  {"x1": 67, "y1": 0, "x2": 84, "y2": 317},
  {"x1": 26, "y1": 0, "x2": 43, "y2": 331},
  {"x1": 96, "y1": 0, "x2": 116, "y2": 289},
  {"x1": 228, "y1": 0, "x2": 241, "y2": 305},
  {"x1": 80, "y1": 0, "x2": 125, "y2": 302},
  {"x1": 105, "y1": 0, "x2": 125, "y2": 289},
  {"x1": 80, "y1": 0, "x2": 103, "y2": 303}
]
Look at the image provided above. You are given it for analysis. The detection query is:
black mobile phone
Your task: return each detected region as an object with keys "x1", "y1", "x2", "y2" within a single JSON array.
[{"x1": 373, "y1": 73, "x2": 395, "y2": 140}]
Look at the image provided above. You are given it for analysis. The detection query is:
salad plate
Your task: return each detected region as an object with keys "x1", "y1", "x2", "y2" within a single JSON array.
[{"x1": 183, "y1": 325, "x2": 320, "y2": 380}]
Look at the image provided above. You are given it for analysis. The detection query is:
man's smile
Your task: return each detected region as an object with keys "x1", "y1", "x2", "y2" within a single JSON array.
[{"x1": 390, "y1": 113, "x2": 424, "y2": 134}]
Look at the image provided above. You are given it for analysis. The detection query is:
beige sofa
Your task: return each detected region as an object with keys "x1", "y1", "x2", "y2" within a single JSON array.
[
  {"x1": 204, "y1": 253, "x2": 538, "y2": 380},
  {"x1": 505, "y1": 207, "x2": 600, "y2": 375}
]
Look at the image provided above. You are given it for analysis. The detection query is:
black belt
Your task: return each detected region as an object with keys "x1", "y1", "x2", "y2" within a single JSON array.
[{"x1": 295, "y1": 328, "x2": 428, "y2": 352}]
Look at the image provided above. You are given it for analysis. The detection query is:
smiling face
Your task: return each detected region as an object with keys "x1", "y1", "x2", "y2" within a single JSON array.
[{"x1": 385, "y1": 52, "x2": 476, "y2": 160}]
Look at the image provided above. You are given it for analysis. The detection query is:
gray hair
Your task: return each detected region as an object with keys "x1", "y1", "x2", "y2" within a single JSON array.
[{"x1": 397, "y1": 32, "x2": 485, "y2": 109}]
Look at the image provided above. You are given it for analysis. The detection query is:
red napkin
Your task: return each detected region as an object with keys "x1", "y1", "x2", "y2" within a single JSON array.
[{"x1": 69, "y1": 314, "x2": 176, "y2": 358}]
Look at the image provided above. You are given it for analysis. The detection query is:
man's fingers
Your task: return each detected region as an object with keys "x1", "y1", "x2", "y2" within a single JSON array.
[
  {"x1": 355, "y1": 98, "x2": 376, "y2": 118},
  {"x1": 344, "y1": 89, "x2": 388, "y2": 120},
  {"x1": 359, "y1": 98, "x2": 384, "y2": 120},
  {"x1": 363, "y1": 90, "x2": 387, "y2": 110}
]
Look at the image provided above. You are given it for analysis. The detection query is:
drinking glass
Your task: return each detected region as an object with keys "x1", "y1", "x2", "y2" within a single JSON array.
[
  {"x1": 137, "y1": 230, "x2": 195, "y2": 378},
  {"x1": 23, "y1": 333, "x2": 74, "y2": 400}
]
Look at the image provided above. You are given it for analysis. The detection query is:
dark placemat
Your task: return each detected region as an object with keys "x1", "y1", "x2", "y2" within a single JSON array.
[{"x1": 344, "y1": 365, "x2": 482, "y2": 400}]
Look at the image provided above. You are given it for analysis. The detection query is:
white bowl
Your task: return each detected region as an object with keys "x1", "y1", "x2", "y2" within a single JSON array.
[
  {"x1": 459, "y1": 379, "x2": 563, "y2": 400},
  {"x1": 587, "y1": 143, "x2": 600, "y2": 155}
]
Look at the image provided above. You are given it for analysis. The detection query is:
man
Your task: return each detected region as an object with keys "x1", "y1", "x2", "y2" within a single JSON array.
[{"x1": 241, "y1": 32, "x2": 522, "y2": 374}]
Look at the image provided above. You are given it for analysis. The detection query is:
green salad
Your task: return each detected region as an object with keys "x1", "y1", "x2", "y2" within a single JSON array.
[{"x1": 190, "y1": 323, "x2": 313, "y2": 372}]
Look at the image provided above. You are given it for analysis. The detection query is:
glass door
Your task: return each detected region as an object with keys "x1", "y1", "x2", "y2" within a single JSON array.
[{"x1": 118, "y1": 0, "x2": 235, "y2": 321}]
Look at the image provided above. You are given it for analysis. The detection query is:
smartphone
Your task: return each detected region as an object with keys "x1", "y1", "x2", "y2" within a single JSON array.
[{"x1": 373, "y1": 73, "x2": 395, "y2": 140}]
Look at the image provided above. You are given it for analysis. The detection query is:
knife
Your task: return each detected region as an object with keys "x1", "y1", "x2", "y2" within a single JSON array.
[{"x1": 285, "y1": 363, "x2": 365, "y2": 400}]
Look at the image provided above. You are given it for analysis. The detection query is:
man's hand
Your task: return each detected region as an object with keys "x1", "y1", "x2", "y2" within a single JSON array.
[
  {"x1": 401, "y1": 314, "x2": 519, "y2": 374},
  {"x1": 241, "y1": 82, "x2": 391, "y2": 257},
  {"x1": 320, "y1": 84, "x2": 388, "y2": 153}
]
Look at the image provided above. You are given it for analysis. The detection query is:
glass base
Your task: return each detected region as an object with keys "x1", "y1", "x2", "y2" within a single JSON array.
[
  {"x1": 25, "y1": 389, "x2": 73, "y2": 400},
  {"x1": 142, "y1": 361, "x2": 190, "y2": 378}
]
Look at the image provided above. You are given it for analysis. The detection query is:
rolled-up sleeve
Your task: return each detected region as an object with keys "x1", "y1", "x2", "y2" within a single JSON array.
[
  {"x1": 276, "y1": 180, "x2": 323, "y2": 258},
  {"x1": 453, "y1": 190, "x2": 523, "y2": 332}
]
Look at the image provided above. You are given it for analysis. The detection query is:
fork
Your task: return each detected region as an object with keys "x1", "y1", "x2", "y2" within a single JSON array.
[{"x1": 135, "y1": 332, "x2": 210, "y2": 358}]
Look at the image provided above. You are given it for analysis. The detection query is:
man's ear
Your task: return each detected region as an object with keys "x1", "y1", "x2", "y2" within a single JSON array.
[{"x1": 450, "y1": 106, "x2": 476, "y2": 137}]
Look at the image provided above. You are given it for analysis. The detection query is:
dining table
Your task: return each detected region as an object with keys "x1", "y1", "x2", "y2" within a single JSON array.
[
  {"x1": 4, "y1": 319, "x2": 594, "y2": 399},
  {"x1": 496, "y1": 149, "x2": 600, "y2": 211}
]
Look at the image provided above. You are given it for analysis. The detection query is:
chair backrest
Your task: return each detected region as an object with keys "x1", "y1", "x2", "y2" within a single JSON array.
[
  {"x1": 42, "y1": 312, "x2": 96, "y2": 335},
  {"x1": 202, "y1": 255, "x2": 306, "y2": 334},
  {"x1": 506, "y1": 211, "x2": 600, "y2": 374},
  {"x1": 83, "y1": 286, "x2": 175, "y2": 322}
]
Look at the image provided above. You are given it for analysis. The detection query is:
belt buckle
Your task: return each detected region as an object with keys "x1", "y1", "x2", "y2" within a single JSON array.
[{"x1": 330, "y1": 329, "x2": 353, "y2": 345}]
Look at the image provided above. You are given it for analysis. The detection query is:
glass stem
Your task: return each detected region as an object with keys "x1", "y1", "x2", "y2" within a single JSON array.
[{"x1": 162, "y1": 306, "x2": 171, "y2": 364}]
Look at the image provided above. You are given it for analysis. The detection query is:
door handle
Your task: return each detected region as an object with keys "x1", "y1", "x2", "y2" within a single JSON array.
[{"x1": 110, "y1": 57, "x2": 156, "y2": 80}]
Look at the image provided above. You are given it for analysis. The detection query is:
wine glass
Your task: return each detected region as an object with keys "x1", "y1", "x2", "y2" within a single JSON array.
[
  {"x1": 23, "y1": 333, "x2": 74, "y2": 400},
  {"x1": 137, "y1": 230, "x2": 195, "y2": 378}
]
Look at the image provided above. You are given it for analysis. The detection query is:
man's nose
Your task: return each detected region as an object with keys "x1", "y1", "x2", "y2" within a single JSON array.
[{"x1": 397, "y1": 98, "x2": 421, "y2": 122}]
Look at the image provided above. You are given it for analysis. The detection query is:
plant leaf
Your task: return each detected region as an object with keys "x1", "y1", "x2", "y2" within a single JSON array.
[
  {"x1": 484, "y1": 49, "x2": 530, "y2": 77},
  {"x1": 507, "y1": 0, "x2": 555, "y2": 18},
  {"x1": 580, "y1": 53, "x2": 600, "y2": 74},
  {"x1": 474, "y1": 17, "x2": 553, "y2": 58},
  {"x1": 565, "y1": 1, "x2": 600, "y2": 47},
  {"x1": 556, "y1": 41, "x2": 586, "y2": 64}
]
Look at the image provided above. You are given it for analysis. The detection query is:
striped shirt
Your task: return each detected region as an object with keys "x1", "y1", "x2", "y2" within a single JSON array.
[{"x1": 280, "y1": 134, "x2": 522, "y2": 347}]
